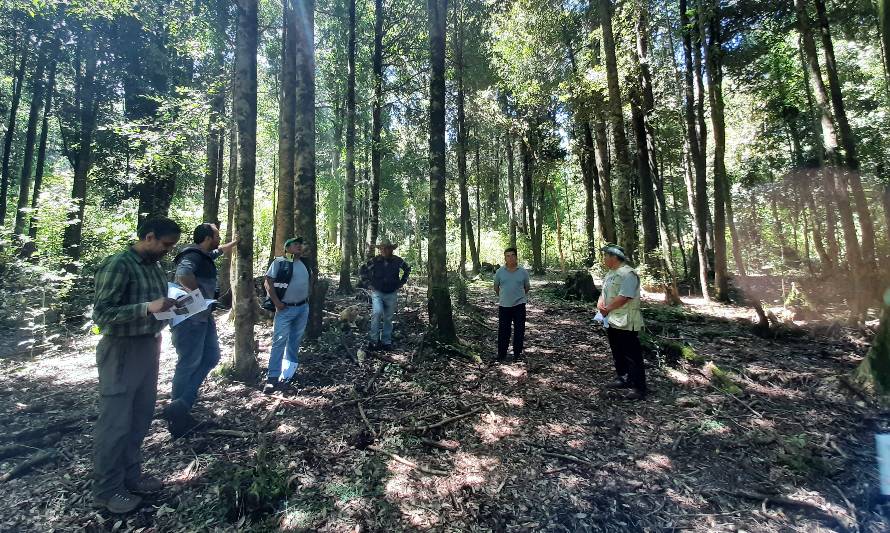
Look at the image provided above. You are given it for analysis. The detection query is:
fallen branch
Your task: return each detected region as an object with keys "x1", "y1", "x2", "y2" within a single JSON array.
[
  {"x1": 367, "y1": 445, "x2": 448, "y2": 476},
  {"x1": 331, "y1": 391, "x2": 411, "y2": 409},
  {"x1": 0, "y1": 416, "x2": 82, "y2": 444},
  {"x1": 696, "y1": 369, "x2": 762, "y2": 418},
  {"x1": 540, "y1": 451, "x2": 595, "y2": 467},
  {"x1": 0, "y1": 450, "x2": 58, "y2": 482},
  {"x1": 353, "y1": 390, "x2": 377, "y2": 439},
  {"x1": 729, "y1": 489, "x2": 849, "y2": 527},
  {"x1": 261, "y1": 399, "x2": 283, "y2": 430},
  {"x1": 420, "y1": 438, "x2": 460, "y2": 451},
  {"x1": 368, "y1": 351, "x2": 416, "y2": 371},
  {"x1": 205, "y1": 429, "x2": 253, "y2": 438},
  {"x1": 415, "y1": 406, "x2": 484, "y2": 433},
  {"x1": 0, "y1": 444, "x2": 34, "y2": 461}
]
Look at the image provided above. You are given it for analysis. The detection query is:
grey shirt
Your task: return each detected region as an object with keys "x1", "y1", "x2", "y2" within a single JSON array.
[
  {"x1": 494, "y1": 266, "x2": 530, "y2": 308},
  {"x1": 266, "y1": 257, "x2": 310, "y2": 304}
]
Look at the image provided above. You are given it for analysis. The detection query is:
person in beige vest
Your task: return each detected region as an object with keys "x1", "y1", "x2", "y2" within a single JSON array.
[{"x1": 597, "y1": 244, "x2": 647, "y2": 400}]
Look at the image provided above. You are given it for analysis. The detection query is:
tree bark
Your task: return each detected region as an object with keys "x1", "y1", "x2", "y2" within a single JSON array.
[
  {"x1": 0, "y1": 46, "x2": 28, "y2": 226},
  {"x1": 454, "y1": 0, "x2": 480, "y2": 275},
  {"x1": 598, "y1": 0, "x2": 635, "y2": 258},
  {"x1": 426, "y1": 0, "x2": 456, "y2": 341},
  {"x1": 680, "y1": 0, "x2": 710, "y2": 300},
  {"x1": 506, "y1": 129, "x2": 517, "y2": 248},
  {"x1": 339, "y1": 0, "x2": 357, "y2": 293},
  {"x1": 274, "y1": 0, "x2": 297, "y2": 255},
  {"x1": 369, "y1": 0, "x2": 383, "y2": 249},
  {"x1": 703, "y1": 1, "x2": 729, "y2": 301},
  {"x1": 13, "y1": 45, "x2": 48, "y2": 236},
  {"x1": 203, "y1": 73, "x2": 226, "y2": 224},
  {"x1": 294, "y1": 0, "x2": 320, "y2": 338},
  {"x1": 233, "y1": 0, "x2": 260, "y2": 380},
  {"x1": 62, "y1": 31, "x2": 97, "y2": 265},
  {"x1": 219, "y1": 76, "x2": 238, "y2": 300},
  {"x1": 28, "y1": 56, "x2": 55, "y2": 240}
]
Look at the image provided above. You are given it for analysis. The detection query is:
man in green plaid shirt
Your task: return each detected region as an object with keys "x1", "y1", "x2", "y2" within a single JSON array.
[{"x1": 91, "y1": 217, "x2": 181, "y2": 514}]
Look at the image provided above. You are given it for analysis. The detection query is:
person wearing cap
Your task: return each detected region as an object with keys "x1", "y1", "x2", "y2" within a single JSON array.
[
  {"x1": 494, "y1": 247, "x2": 530, "y2": 362},
  {"x1": 597, "y1": 244, "x2": 647, "y2": 400},
  {"x1": 365, "y1": 239, "x2": 411, "y2": 350},
  {"x1": 263, "y1": 237, "x2": 312, "y2": 393},
  {"x1": 164, "y1": 223, "x2": 238, "y2": 438}
]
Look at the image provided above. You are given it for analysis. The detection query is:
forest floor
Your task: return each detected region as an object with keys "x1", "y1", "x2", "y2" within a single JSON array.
[{"x1": 0, "y1": 273, "x2": 888, "y2": 532}]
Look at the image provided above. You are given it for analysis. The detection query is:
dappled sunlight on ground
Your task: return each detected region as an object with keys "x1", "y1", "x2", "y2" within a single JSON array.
[{"x1": 473, "y1": 412, "x2": 521, "y2": 444}]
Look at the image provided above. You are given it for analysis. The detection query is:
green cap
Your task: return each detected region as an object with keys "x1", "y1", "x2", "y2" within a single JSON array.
[{"x1": 284, "y1": 237, "x2": 304, "y2": 249}]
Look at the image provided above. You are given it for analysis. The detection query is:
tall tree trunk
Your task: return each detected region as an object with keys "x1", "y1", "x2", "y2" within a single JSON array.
[
  {"x1": 274, "y1": 0, "x2": 297, "y2": 255},
  {"x1": 598, "y1": 0, "x2": 635, "y2": 258},
  {"x1": 680, "y1": 0, "x2": 710, "y2": 300},
  {"x1": 28, "y1": 56, "x2": 55, "y2": 240},
  {"x1": 13, "y1": 46, "x2": 48, "y2": 236},
  {"x1": 454, "y1": 1, "x2": 480, "y2": 275},
  {"x1": 724, "y1": 179, "x2": 746, "y2": 276},
  {"x1": 62, "y1": 32, "x2": 97, "y2": 265},
  {"x1": 427, "y1": 0, "x2": 456, "y2": 341},
  {"x1": 521, "y1": 131, "x2": 543, "y2": 273},
  {"x1": 592, "y1": 106, "x2": 616, "y2": 244},
  {"x1": 507, "y1": 131, "x2": 517, "y2": 247},
  {"x1": 339, "y1": 0, "x2": 357, "y2": 293},
  {"x1": 0, "y1": 46, "x2": 28, "y2": 226},
  {"x1": 232, "y1": 0, "x2": 260, "y2": 380},
  {"x1": 294, "y1": 0, "x2": 321, "y2": 338},
  {"x1": 203, "y1": 81, "x2": 226, "y2": 224},
  {"x1": 369, "y1": 0, "x2": 383, "y2": 249},
  {"x1": 796, "y1": 0, "x2": 862, "y2": 274},
  {"x1": 814, "y1": 0, "x2": 878, "y2": 270},
  {"x1": 703, "y1": 1, "x2": 730, "y2": 301},
  {"x1": 219, "y1": 79, "x2": 238, "y2": 300},
  {"x1": 883, "y1": 182, "x2": 890, "y2": 248},
  {"x1": 552, "y1": 185, "x2": 566, "y2": 273}
]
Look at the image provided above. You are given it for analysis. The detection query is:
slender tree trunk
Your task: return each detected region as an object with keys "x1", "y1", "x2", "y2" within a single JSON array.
[
  {"x1": 294, "y1": 0, "x2": 321, "y2": 338},
  {"x1": 427, "y1": 0, "x2": 456, "y2": 340},
  {"x1": 274, "y1": 0, "x2": 297, "y2": 255},
  {"x1": 814, "y1": 0, "x2": 877, "y2": 270},
  {"x1": 521, "y1": 131, "x2": 544, "y2": 273},
  {"x1": 219, "y1": 79, "x2": 238, "y2": 300},
  {"x1": 13, "y1": 46, "x2": 48, "y2": 236},
  {"x1": 592, "y1": 106, "x2": 615, "y2": 243},
  {"x1": 62, "y1": 32, "x2": 96, "y2": 264},
  {"x1": 203, "y1": 81, "x2": 226, "y2": 224},
  {"x1": 369, "y1": 0, "x2": 383, "y2": 249},
  {"x1": 233, "y1": 0, "x2": 260, "y2": 380},
  {"x1": 681, "y1": 0, "x2": 710, "y2": 300},
  {"x1": 339, "y1": 0, "x2": 357, "y2": 293},
  {"x1": 599, "y1": 0, "x2": 635, "y2": 258},
  {"x1": 552, "y1": 185, "x2": 566, "y2": 273},
  {"x1": 0, "y1": 46, "x2": 28, "y2": 226},
  {"x1": 883, "y1": 182, "x2": 890, "y2": 248},
  {"x1": 454, "y1": 1, "x2": 479, "y2": 275},
  {"x1": 703, "y1": 1, "x2": 730, "y2": 301},
  {"x1": 796, "y1": 0, "x2": 862, "y2": 273},
  {"x1": 724, "y1": 180, "x2": 746, "y2": 276},
  {"x1": 507, "y1": 131, "x2": 517, "y2": 247},
  {"x1": 28, "y1": 57, "x2": 55, "y2": 241}
]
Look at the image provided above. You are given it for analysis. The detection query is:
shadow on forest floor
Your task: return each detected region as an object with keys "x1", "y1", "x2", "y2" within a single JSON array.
[{"x1": 0, "y1": 274, "x2": 888, "y2": 532}]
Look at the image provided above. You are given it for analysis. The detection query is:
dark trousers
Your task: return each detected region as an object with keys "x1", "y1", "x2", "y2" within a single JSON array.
[
  {"x1": 497, "y1": 304, "x2": 526, "y2": 359},
  {"x1": 606, "y1": 327, "x2": 646, "y2": 394},
  {"x1": 93, "y1": 334, "x2": 161, "y2": 498}
]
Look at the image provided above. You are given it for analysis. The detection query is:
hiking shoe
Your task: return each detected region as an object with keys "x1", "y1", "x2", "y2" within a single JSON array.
[
  {"x1": 93, "y1": 491, "x2": 143, "y2": 514},
  {"x1": 263, "y1": 379, "x2": 278, "y2": 395},
  {"x1": 168, "y1": 412, "x2": 201, "y2": 439},
  {"x1": 380, "y1": 343, "x2": 393, "y2": 351},
  {"x1": 605, "y1": 378, "x2": 633, "y2": 389},
  {"x1": 626, "y1": 389, "x2": 647, "y2": 401},
  {"x1": 125, "y1": 475, "x2": 163, "y2": 495},
  {"x1": 276, "y1": 379, "x2": 299, "y2": 394},
  {"x1": 367, "y1": 342, "x2": 382, "y2": 352}
]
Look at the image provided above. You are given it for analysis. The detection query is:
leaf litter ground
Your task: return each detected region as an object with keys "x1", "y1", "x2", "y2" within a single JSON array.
[{"x1": 0, "y1": 275, "x2": 888, "y2": 532}]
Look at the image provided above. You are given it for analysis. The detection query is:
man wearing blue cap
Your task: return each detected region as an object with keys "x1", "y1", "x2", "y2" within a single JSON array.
[
  {"x1": 597, "y1": 244, "x2": 647, "y2": 400},
  {"x1": 263, "y1": 237, "x2": 312, "y2": 393}
]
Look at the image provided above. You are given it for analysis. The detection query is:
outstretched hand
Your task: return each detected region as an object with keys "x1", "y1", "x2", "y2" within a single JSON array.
[{"x1": 219, "y1": 237, "x2": 240, "y2": 255}]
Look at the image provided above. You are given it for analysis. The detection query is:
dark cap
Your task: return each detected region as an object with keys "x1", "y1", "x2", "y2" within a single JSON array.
[
  {"x1": 600, "y1": 244, "x2": 627, "y2": 261},
  {"x1": 284, "y1": 237, "x2": 304, "y2": 249}
]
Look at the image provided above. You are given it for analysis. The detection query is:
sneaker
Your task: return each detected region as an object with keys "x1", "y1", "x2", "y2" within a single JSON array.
[
  {"x1": 263, "y1": 379, "x2": 278, "y2": 395},
  {"x1": 605, "y1": 378, "x2": 633, "y2": 389},
  {"x1": 168, "y1": 412, "x2": 201, "y2": 439},
  {"x1": 93, "y1": 491, "x2": 143, "y2": 514},
  {"x1": 125, "y1": 475, "x2": 163, "y2": 495}
]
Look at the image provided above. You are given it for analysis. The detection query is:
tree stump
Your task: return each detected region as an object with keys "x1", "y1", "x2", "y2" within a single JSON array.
[{"x1": 562, "y1": 271, "x2": 600, "y2": 302}]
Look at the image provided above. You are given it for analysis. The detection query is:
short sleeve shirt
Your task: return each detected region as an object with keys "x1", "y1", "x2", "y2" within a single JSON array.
[
  {"x1": 618, "y1": 271, "x2": 640, "y2": 299},
  {"x1": 494, "y1": 266, "x2": 530, "y2": 307},
  {"x1": 266, "y1": 257, "x2": 310, "y2": 303}
]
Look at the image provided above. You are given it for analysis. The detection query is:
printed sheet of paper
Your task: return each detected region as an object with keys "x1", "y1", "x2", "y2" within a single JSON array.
[{"x1": 152, "y1": 283, "x2": 215, "y2": 326}]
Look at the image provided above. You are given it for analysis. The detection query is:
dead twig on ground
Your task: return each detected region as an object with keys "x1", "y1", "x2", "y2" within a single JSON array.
[
  {"x1": 205, "y1": 429, "x2": 254, "y2": 438},
  {"x1": 353, "y1": 390, "x2": 378, "y2": 439},
  {"x1": 0, "y1": 450, "x2": 58, "y2": 482},
  {"x1": 415, "y1": 406, "x2": 484, "y2": 433},
  {"x1": 540, "y1": 451, "x2": 595, "y2": 467},
  {"x1": 420, "y1": 438, "x2": 459, "y2": 451},
  {"x1": 368, "y1": 351, "x2": 415, "y2": 371},
  {"x1": 367, "y1": 445, "x2": 448, "y2": 476},
  {"x1": 0, "y1": 416, "x2": 82, "y2": 444}
]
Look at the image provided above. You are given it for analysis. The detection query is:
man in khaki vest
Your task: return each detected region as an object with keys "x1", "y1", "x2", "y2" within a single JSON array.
[{"x1": 597, "y1": 244, "x2": 647, "y2": 400}]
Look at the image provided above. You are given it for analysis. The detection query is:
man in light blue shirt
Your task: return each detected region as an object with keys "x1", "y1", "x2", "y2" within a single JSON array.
[
  {"x1": 263, "y1": 237, "x2": 311, "y2": 394},
  {"x1": 494, "y1": 247, "x2": 530, "y2": 362}
]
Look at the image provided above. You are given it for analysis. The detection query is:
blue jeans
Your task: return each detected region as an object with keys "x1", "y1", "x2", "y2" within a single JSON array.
[
  {"x1": 170, "y1": 318, "x2": 220, "y2": 413},
  {"x1": 368, "y1": 290, "x2": 398, "y2": 344},
  {"x1": 268, "y1": 303, "x2": 309, "y2": 381}
]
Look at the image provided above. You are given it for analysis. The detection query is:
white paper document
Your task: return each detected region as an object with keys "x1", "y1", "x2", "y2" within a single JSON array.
[
  {"x1": 152, "y1": 283, "x2": 216, "y2": 326},
  {"x1": 594, "y1": 311, "x2": 609, "y2": 328}
]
